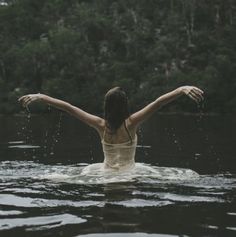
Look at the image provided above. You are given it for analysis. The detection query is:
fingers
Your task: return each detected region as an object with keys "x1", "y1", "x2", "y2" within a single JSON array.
[
  {"x1": 185, "y1": 86, "x2": 204, "y2": 103},
  {"x1": 18, "y1": 95, "x2": 26, "y2": 102},
  {"x1": 23, "y1": 97, "x2": 32, "y2": 107},
  {"x1": 192, "y1": 86, "x2": 204, "y2": 94},
  {"x1": 191, "y1": 89, "x2": 204, "y2": 101},
  {"x1": 18, "y1": 94, "x2": 35, "y2": 108},
  {"x1": 188, "y1": 91, "x2": 199, "y2": 103}
]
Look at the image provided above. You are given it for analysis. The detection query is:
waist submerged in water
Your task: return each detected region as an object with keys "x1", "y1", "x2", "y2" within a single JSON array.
[
  {"x1": 43, "y1": 162, "x2": 199, "y2": 184},
  {"x1": 101, "y1": 135, "x2": 138, "y2": 171}
]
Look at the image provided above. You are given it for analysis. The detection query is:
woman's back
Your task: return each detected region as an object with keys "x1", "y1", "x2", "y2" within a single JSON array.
[
  {"x1": 102, "y1": 119, "x2": 136, "y2": 144},
  {"x1": 101, "y1": 120, "x2": 137, "y2": 170}
]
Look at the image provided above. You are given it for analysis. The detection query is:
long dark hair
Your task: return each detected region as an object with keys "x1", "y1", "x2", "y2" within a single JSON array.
[{"x1": 104, "y1": 87, "x2": 130, "y2": 132}]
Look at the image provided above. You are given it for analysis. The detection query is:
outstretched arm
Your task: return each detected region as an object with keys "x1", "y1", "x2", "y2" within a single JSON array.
[
  {"x1": 129, "y1": 86, "x2": 203, "y2": 128},
  {"x1": 18, "y1": 94, "x2": 104, "y2": 132}
]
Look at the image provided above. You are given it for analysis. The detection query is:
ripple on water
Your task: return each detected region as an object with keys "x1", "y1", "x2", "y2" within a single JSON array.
[
  {"x1": 0, "y1": 214, "x2": 86, "y2": 230},
  {"x1": 109, "y1": 199, "x2": 173, "y2": 207},
  {"x1": 0, "y1": 210, "x2": 24, "y2": 216},
  {"x1": 8, "y1": 141, "x2": 24, "y2": 144},
  {"x1": 0, "y1": 194, "x2": 103, "y2": 208},
  {"x1": 0, "y1": 160, "x2": 235, "y2": 235},
  {"x1": 131, "y1": 191, "x2": 224, "y2": 203},
  {"x1": 8, "y1": 145, "x2": 40, "y2": 149},
  {"x1": 0, "y1": 161, "x2": 235, "y2": 206}
]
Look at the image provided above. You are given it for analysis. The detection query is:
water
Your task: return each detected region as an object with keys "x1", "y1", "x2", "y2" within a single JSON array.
[{"x1": 0, "y1": 113, "x2": 236, "y2": 237}]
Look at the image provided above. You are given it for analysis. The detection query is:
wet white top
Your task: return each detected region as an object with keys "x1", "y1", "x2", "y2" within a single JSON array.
[{"x1": 101, "y1": 135, "x2": 137, "y2": 171}]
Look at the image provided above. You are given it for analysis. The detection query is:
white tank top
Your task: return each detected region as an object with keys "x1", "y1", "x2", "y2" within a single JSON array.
[{"x1": 101, "y1": 134, "x2": 137, "y2": 171}]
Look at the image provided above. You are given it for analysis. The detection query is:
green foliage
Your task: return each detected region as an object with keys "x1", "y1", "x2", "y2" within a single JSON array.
[{"x1": 0, "y1": 0, "x2": 235, "y2": 113}]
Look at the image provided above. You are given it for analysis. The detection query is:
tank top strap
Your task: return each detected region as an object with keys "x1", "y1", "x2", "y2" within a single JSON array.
[
  {"x1": 124, "y1": 120, "x2": 133, "y2": 144},
  {"x1": 102, "y1": 125, "x2": 106, "y2": 141},
  {"x1": 102, "y1": 121, "x2": 133, "y2": 143}
]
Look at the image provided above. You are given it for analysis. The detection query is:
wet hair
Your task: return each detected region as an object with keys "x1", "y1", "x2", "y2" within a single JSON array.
[{"x1": 104, "y1": 87, "x2": 130, "y2": 132}]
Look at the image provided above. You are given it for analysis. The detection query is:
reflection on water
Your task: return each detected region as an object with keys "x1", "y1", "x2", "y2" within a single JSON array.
[
  {"x1": 0, "y1": 160, "x2": 235, "y2": 236},
  {"x1": 0, "y1": 114, "x2": 236, "y2": 236}
]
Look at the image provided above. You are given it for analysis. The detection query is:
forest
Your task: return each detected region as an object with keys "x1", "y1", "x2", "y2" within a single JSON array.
[{"x1": 0, "y1": 0, "x2": 235, "y2": 114}]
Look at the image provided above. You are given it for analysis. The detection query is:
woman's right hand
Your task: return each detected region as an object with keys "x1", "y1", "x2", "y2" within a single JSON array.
[
  {"x1": 180, "y1": 86, "x2": 204, "y2": 103},
  {"x1": 18, "y1": 93, "x2": 43, "y2": 108}
]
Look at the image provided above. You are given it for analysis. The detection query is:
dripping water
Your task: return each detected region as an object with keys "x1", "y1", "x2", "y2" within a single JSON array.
[
  {"x1": 137, "y1": 126, "x2": 150, "y2": 159},
  {"x1": 50, "y1": 112, "x2": 63, "y2": 156}
]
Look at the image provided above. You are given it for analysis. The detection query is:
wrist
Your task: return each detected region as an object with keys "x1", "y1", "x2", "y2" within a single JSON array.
[
  {"x1": 177, "y1": 87, "x2": 184, "y2": 95},
  {"x1": 39, "y1": 94, "x2": 46, "y2": 101}
]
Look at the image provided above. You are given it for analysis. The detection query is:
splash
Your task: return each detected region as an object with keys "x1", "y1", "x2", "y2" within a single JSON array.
[{"x1": 0, "y1": 160, "x2": 199, "y2": 185}]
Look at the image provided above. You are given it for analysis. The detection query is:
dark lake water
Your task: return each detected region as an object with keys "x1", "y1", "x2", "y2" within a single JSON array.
[{"x1": 0, "y1": 112, "x2": 236, "y2": 237}]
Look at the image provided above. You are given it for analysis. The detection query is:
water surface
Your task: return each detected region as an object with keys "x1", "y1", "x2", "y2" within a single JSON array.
[{"x1": 0, "y1": 113, "x2": 235, "y2": 237}]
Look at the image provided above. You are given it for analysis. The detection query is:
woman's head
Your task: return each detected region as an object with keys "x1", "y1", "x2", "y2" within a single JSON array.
[{"x1": 104, "y1": 87, "x2": 129, "y2": 132}]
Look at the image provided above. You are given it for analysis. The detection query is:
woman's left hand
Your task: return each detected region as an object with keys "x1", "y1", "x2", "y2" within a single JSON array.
[
  {"x1": 181, "y1": 86, "x2": 204, "y2": 103},
  {"x1": 18, "y1": 93, "x2": 43, "y2": 108}
]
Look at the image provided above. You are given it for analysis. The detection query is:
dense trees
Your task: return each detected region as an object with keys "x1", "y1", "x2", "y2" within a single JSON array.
[{"x1": 0, "y1": 0, "x2": 235, "y2": 113}]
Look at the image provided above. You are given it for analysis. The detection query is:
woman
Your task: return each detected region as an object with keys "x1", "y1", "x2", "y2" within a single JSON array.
[{"x1": 19, "y1": 86, "x2": 203, "y2": 172}]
